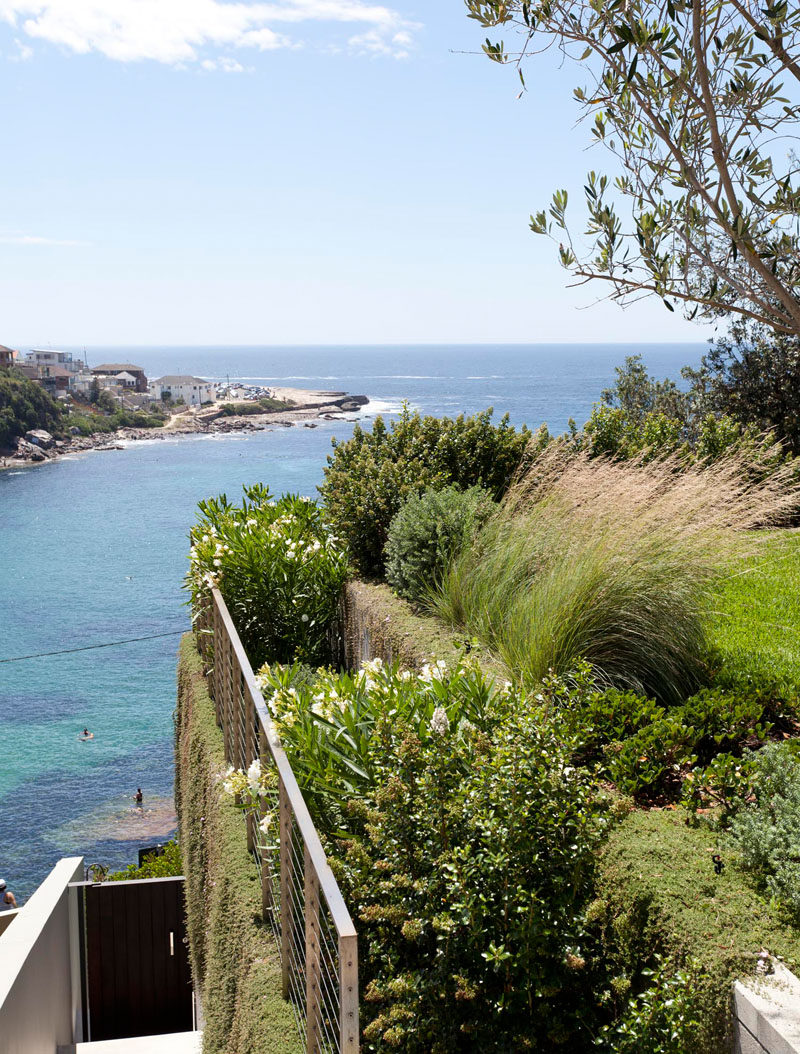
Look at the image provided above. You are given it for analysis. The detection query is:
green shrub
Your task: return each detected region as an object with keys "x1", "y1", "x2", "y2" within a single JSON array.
[
  {"x1": 385, "y1": 484, "x2": 495, "y2": 607},
  {"x1": 319, "y1": 406, "x2": 530, "y2": 574},
  {"x1": 108, "y1": 840, "x2": 183, "y2": 881},
  {"x1": 336, "y1": 706, "x2": 608, "y2": 1051},
  {"x1": 256, "y1": 655, "x2": 507, "y2": 831},
  {"x1": 0, "y1": 367, "x2": 64, "y2": 448},
  {"x1": 729, "y1": 743, "x2": 800, "y2": 922},
  {"x1": 595, "y1": 956, "x2": 703, "y2": 1053},
  {"x1": 608, "y1": 689, "x2": 772, "y2": 799},
  {"x1": 186, "y1": 486, "x2": 349, "y2": 669}
]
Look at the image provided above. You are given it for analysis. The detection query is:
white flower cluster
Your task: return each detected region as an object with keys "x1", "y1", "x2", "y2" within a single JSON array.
[
  {"x1": 221, "y1": 761, "x2": 271, "y2": 799},
  {"x1": 430, "y1": 707, "x2": 450, "y2": 735},
  {"x1": 420, "y1": 659, "x2": 448, "y2": 683}
]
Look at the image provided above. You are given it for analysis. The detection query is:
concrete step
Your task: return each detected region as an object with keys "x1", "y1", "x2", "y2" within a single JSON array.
[{"x1": 58, "y1": 1032, "x2": 202, "y2": 1054}]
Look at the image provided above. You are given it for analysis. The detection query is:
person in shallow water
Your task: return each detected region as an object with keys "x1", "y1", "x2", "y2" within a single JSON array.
[
  {"x1": 78, "y1": 728, "x2": 94, "y2": 741},
  {"x1": 0, "y1": 880, "x2": 17, "y2": 911},
  {"x1": 133, "y1": 788, "x2": 143, "y2": 805}
]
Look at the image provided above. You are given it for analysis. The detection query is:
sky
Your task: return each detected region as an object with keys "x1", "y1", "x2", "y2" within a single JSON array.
[{"x1": 0, "y1": 1, "x2": 716, "y2": 346}]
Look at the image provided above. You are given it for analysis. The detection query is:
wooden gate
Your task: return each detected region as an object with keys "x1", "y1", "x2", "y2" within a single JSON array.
[{"x1": 78, "y1": 876, "x2": 193, "y2": 1041}]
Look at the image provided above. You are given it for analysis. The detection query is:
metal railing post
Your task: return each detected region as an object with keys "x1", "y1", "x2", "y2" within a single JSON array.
[
  {"x1": 305, "y1": 845, "x2": 321, "y2": 1054},
  {"x1": 279, "y1": 777, "x2": 291, "y2": 1000},
  {"x1": 340, "y1": 933, "x2": 359, "y2": 1052}
]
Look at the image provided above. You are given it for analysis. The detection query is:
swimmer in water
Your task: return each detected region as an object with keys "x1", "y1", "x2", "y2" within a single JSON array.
[
  {"x1": 78, "y1": 728, "x2": 94, "y2": 741},
  {"x1": 134, "y1": 788, "x2": 143, "y2": 805}
]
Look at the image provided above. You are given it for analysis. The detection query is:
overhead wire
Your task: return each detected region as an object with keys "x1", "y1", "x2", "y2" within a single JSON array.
[{"x1": 0, "y1": 627, "x2": 188, "y2": 664}]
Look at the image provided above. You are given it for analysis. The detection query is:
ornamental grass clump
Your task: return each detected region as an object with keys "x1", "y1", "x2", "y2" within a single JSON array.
[
  {"x1": 434, "y1": 445, "x2": 800, "y2": 704},
  {"x1": 186, "y1": 484, "x2": 349, "y2": 669}
]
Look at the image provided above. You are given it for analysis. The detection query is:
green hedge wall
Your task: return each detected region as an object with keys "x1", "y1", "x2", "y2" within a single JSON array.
[
  {"x1": 175, "y1": 635, "x2": 301, "y2": 1054},
  {"x1": 596, "y1": 807, "x2": 800, "y2": 1052}
]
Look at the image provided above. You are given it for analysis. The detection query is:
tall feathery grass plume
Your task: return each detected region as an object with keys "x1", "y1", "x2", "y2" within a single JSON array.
[{"x1": 432, "y1": 444, "x2": 800, "y2": 704}]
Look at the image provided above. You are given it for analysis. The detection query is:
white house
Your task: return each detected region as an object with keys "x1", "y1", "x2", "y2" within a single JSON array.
[{"x1": 149, "y1": 375, "x2": 216, "y2": 406}]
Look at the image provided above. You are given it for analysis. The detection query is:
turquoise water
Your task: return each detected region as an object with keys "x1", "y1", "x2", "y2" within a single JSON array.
[{"x1": 0, "y1": 343, "x2": 703, "y2": 900}]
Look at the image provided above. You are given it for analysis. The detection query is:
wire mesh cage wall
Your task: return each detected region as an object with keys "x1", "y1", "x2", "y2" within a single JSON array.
[{"x1": 194, "y1": 586, "x2": 359, "y2": 1053}]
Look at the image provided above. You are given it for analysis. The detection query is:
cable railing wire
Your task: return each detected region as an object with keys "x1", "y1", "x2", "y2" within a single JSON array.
[{"x1": 194, "y1": 584, "x2": 359, "y2": 1053}]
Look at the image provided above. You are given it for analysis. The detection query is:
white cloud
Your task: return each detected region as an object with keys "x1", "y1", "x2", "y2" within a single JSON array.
[
  {"x1": 348, "y1": 25, "x2": 411, "y2": 57},
  {"x1": 0, "y1": 234, "x2": 89, "y2": 246},
  {"x1": 0, "y1": 0, "x2": 418, "y2": 65}
]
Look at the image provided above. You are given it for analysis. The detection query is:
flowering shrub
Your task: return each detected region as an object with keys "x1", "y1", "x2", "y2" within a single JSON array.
[
  {"x1": 252, "y1": 657, "x2": 610, "y2": 1049},
  {"x1": 186, "y1": 484, "x2": 349, "y2": 668},
  {"x1": 255, "y1": 656, "x2": 509, "y2": 831},
  {"x1": 220, "y1": 758, "x2": 278, "y2": 846}
]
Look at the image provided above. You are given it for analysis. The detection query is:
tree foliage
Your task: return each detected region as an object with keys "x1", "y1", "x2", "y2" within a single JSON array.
[
  {"x1": 467, "y1": 0, "x2": 800, "y2": 337},
  {"x1": 0, "y1": 367, "x2": 64, "y2": 449},
  {"x1": 319, "y1": 407, "x2": 530, "y2": 574},
  {"x1": 686, "y1": 319, "x2": 800, "y2": 453}
]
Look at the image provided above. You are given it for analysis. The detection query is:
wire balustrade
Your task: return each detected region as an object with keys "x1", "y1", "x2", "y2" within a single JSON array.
[{"x1": 194, "y1": 585, "x2": 359, "y2": 1054}]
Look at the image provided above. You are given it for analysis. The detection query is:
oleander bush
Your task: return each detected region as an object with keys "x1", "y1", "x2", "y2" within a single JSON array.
[
  {"x1": 384, "y1": 484, "x2": 495, "y2": 607},
  {"x1": 319, "y1": 406, "x2": 531, "y2": 574},
  {"x1": 255, "y1": 656, "x2": 507, "y2": 831},
  {"x1": 186, "y1": 485, "x2": 349, "y2": 668}
]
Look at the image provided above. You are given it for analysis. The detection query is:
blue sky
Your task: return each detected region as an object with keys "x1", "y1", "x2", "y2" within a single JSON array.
[{"x1": 0, "y1": 1, "x2": 714, "y2": 346}]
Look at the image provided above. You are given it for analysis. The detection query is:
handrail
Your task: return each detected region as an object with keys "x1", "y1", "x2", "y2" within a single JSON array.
[{"x1": 194, "y1": 584, "x2": 359, "y2": 1053}]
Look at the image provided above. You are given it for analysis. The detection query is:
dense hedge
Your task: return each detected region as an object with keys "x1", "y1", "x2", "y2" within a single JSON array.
[
  {"x1": 595, "y1": 806, "x2": 800, "y2": 1053},
  {"x1": 175, "y1": 635, "x2": 300, "y2": 1054}
]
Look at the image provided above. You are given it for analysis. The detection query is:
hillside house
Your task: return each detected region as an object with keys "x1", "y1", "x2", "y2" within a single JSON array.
[{"x1": 92, "y1": 363, "x2": 148, "y2": 393}]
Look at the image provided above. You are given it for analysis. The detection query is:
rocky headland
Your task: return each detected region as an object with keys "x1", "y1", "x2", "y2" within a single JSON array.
[{"x1": 1, "y1": 387, "x2": 369, "y2": 468}]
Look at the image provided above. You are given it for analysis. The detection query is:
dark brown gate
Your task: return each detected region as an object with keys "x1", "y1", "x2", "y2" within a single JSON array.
[{"x1": 79, "y1": 876, "x2": 193, "y2": 1041}]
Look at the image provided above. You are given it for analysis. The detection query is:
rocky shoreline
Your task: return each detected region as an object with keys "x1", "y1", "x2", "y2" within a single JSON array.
[{"x1": 1, "y1": 387, "x2": 370, "y2": 469}]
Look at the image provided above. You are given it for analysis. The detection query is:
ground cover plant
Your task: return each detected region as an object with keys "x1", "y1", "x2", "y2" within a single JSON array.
[
  {"x1": 319, "y1": 406, "x2": 530, "y2": 574},
  {"x1": 434, "y1": 446, "x2": 800, "y2": 704},
  {"x1": 186, "y1": 485, "x2": 348, "y2": 668}
]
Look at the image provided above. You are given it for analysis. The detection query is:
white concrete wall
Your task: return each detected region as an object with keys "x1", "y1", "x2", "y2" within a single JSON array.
[
  {"x1": 0, "y1": 857, "x2": 84, "y2": 1054},
  {"x1": 734, "y1": 962, "x2": 800, "y2": 1054}
]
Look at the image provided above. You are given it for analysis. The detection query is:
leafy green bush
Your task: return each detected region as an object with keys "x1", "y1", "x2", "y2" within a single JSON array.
[
  {"x1": 186, "y1": 485, "x2": 349, "y2": 668},
  {"x1": 608, "y1": 689, "x2": 772, "y2": 799},
  {"x1": 0, "y1": 367, "x2": 64, "y2": 448},
  {"x1": 595, "y1": 956, "x2": 703, "y2": 1053},
  {"x1": 319, "y1": 406, "x2": 530, "y2": 574},
  {"x1": 257, "y1": 657, "x2": 610, "y2": 1050},
  {"x1": 108, "y1": 840, "x2": 182, "y2": 881},
  {"x1": 384, "y1": 484, "x2": 495, "y2": 607},
  {"x1": 729, "y1": 743, "x2": 800, "y2": 922}
]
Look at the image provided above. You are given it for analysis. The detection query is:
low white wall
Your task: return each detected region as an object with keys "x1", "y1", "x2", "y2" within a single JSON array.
[
  {"x1": 0, "y1": 857, "x2": 83, "y2": 1054},
  {"x1": 734, "y1": 962, "x2": 800, "y2": 1054}
]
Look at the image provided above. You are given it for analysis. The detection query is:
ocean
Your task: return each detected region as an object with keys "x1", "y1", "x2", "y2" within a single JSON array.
[{"x1": 0, "y1": 343, "x2": 704, "y2": 900}]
